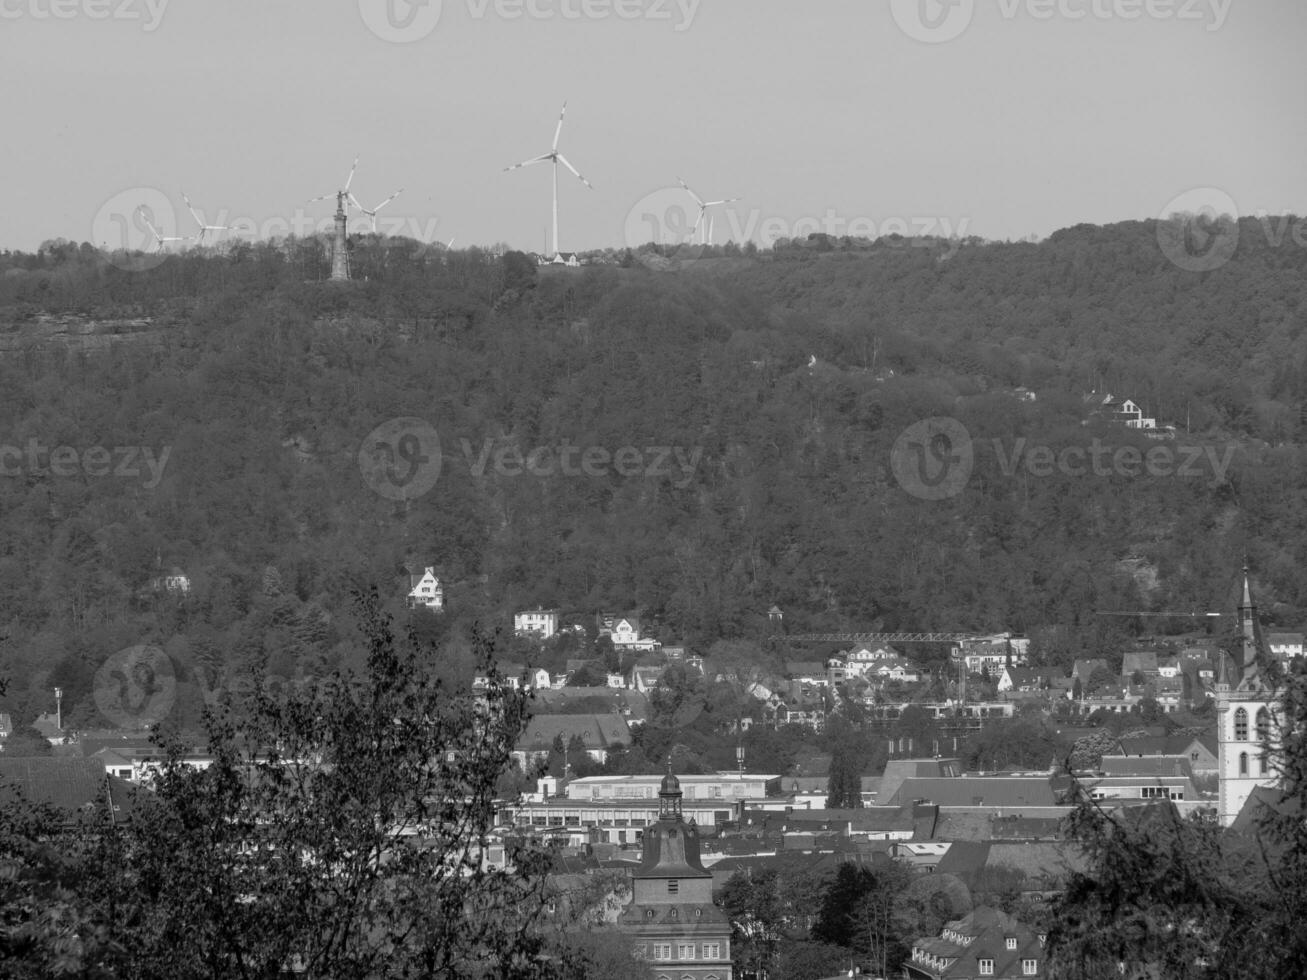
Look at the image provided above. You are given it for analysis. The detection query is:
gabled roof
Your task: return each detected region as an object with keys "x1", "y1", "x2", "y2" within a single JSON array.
[
  {"x1": 1098, "y1": 755, "x2": 1194, "y2": 779},
  {"x1": 1122, "y1": 651, "x2": 1160, "y2": 675},
  {"x1": 889, "y1": 776, "x2": 1060, "y2": 808},
  {"x1": 1116, "y1": 732, "x2": 1216, "y2": 758},
  {"x1": 515, "y1": 714, "x2": 631, "y2": 753},
  {"x1": 0, "y1": 757, "x2": 138, "y2": 821}
]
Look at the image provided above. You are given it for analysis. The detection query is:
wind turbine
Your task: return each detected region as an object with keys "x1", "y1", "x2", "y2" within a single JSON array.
[
  {"x1": 309, "y1": 157, "x2": 361, "y2": 212},
  {"x1": 356, "y1": 188, "x2": 403, "y2": 234},
  {"x1": 504, "y1": 102, "x2": 593, "y2": 259},
  {"x1": 181, "y1": 192, "x2": 230, "y2": 244},
  {"x1": 678, "y1": 177, "x2": 740, "y2": 246},
  {"x1": 136, "y1": 207, "x2": 189, "y2": 253}
]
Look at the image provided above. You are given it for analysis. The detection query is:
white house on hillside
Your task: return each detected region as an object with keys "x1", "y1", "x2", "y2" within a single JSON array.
[
  {"x1": 514, "y1": 608, "x2": 559, "y2": 639},
  {"x1": 407, "y1": 567, "x2": 443, "y2": 611}
]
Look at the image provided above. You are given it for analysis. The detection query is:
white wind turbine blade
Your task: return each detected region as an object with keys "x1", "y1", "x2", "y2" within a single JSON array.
[
  {"x1": 344, "y1": 157, "x2": 358, "y2": 193},
  {"x1": 552, "y1": 102, "x2": 567, "y2": 152},
  {"x1": 136, "y1": 207, "x2": 162, "y2": 243},
  {"x1": 557, "y1": 154, "x2": 592, "y2": 189},
  {"x1": 705, "y1": 197, "x2": 741, "y2": 207},
  {"x1": 371, "y1": 189, "x2": 403, "y2": 213},
  {"x1": 181, "y1": 192, "x2": 204, "y2": 227},
  {"x1": 347, "y1": 192, "x2": 365, "y2": 212},
  {"x1": 308, "y1": 191, "x2": 337, "y2": 204},
  {"x1": 677, "y1": 177, "x2": 705, "y2": 208},
  {"x1": 691, "y1": 207, "x2": 707, "y2": 242},
  {"x1": 504, "y1": 153, "x2": 553, "y2": 173}
]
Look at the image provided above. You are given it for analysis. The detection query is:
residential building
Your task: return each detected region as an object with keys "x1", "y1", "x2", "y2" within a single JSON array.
[
  {"x1": 997, "y1": 666, "x2": 1060, "y2": 694},
  {"x1": 514, "y1": 608, "x2": 560, "y2": 639},
  {"x1": 406, "y1": 566, "x2": 443, "y2": 611},
  {"x1": 1114, "y1": 733, "x2": 1218, "y2": 775},
  {"x1": 885, "y1": 776, "x2": 1064, "y2": 809},
  {"x1": 602, "y1": 615, "x2": 659, "y2": 652},
  {"x1": 0, "y1": 713, "x2": 11, "y2": 739},
  {"x1": 1086, "y1": 392, "x2": 1157, "y2": 430},
  {"x1": 617, "y1": 768, "x2": 733, "y2": 979},
  {"x1": 511, "y1": 713, "x2": 631, "y2": 770},
  {"x1": 1215, "y1": 568, "x2": 1281, "y2": 826},
  {"x1": 150, "y1": 567, "x2": 191, "y2": 595},
  {"x1": 906, "y1": 906, "x2": 1045, "y2": 979},
  {"x1": 956, "y1": 635, "x2": 1029, "y2": 675},
  {"x1": 1121, "y1": 651, "x2": 1160, "y2": 677},
  {"x1": 1268, "y1": 632, "x2": 1305, "y2": 661}
]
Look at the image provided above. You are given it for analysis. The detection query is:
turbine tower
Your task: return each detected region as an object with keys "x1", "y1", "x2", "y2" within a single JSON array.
[
  {"x1": 136, "y1": 207, "x2": 190, "y2": 253},
  {"x1": 678, "y1": 177, "x2": 740, "y2": 246},
  {"x1": 504, "y1": 102, "x2": 593, "y2": 259},
  {"x1": 310, "y1": 158, "x2": 360, "y2": 281},
  {"x1": 181, "y1": 192, "x2": 231, "y2": 244}
]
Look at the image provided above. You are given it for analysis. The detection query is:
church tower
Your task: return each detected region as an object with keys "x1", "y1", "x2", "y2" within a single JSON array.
[
  {"x1": 618, "y1": 764, "x2": 733, "y2": 979},
  {"x1": 1215, "y1": 565, "x2": 1281, "y2": 826}
]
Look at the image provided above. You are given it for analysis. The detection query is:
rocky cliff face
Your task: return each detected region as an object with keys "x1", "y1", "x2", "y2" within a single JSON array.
[{"x1": 0, "y1": 314, "x2": 168, "y2": 354}]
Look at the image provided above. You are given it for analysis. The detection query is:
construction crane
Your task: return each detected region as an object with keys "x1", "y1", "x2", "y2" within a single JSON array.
[{"x1": 773, "y1": 632, "x2": 979, "y2": 644}]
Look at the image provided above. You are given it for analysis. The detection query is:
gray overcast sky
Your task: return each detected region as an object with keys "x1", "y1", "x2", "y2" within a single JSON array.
[{"x1": 2, "y1": 0, "x2": 1303, "y2": 253}]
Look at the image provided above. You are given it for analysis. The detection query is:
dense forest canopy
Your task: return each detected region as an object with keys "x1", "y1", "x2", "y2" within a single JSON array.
[{"x1": 1, "y1": 216, "x2": 1304, "y2": 733}]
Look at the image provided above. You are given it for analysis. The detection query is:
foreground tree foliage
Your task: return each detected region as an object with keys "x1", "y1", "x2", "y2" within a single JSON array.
[
  {"x1": 0, "y1": 591, "x2": 602, "y2": 978},
  {"x1": 1046, "y1": 658, "x2": 1307, "y2": 978}
]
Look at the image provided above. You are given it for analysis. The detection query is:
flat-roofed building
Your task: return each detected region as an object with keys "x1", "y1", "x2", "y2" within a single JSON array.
[{"x1": 564, "y1": 772, "x2": 781, "y2": 802}]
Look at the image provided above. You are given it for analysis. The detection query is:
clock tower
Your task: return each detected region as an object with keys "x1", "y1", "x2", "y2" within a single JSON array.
[
  {"x1": 1215, "y1": 565, "x2": 1281, "y2": 826},
  {"x1": 618, "y1": 764, "x2": 733, "y2": 979}
]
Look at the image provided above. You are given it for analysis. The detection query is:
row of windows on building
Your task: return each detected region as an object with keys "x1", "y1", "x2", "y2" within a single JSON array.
[
  {"x1": 636, "y1": 942, "x2": 723, "y2": 960},
  {"x1": 979, "y1": 958, "x2": 1038, "y2": 975},
  {"x1": 1233, "y1": 707, "x2": 1272, "y2": 741}
]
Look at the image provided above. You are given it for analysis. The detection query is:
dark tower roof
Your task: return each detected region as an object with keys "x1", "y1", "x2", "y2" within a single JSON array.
[
  {"x1": 1228, "y1": 563, "x2": 1272, "y2": 693},
  {"x1": 636, "y1": 762, "x2": 710, "y2": 879}
]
